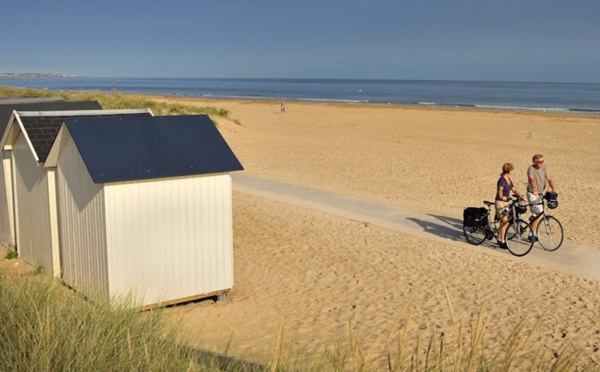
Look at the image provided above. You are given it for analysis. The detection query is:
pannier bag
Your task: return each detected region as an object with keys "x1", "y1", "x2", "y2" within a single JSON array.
[
  {"x1": 544, "y1": 191, "x2": 559, "y2": 209},
  {"x1": 463, "y1": 207, "x2": 488, "y2": 227}
]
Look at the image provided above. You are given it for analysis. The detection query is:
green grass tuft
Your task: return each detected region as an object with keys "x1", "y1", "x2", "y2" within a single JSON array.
[{"x1": 0, "y1": 272, "x2": 259, "y2": 371}]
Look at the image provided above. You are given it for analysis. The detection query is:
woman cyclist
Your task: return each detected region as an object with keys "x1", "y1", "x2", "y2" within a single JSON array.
[{"x1": 496, "y1": 163, "x2": 524, "y2": 249}]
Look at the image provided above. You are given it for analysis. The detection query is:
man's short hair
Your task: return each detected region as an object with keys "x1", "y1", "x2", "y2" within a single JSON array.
[{"x1": 532, "y1": 154, "x2": 544, "y2": 163}]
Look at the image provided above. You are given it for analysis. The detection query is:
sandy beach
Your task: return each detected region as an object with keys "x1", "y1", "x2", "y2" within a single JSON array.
[
  {"x1": 3, "y1": 97, "x2": 598, "y2": 368},
  {"x1": 147, "y1": 98, "x2": 600, "y2": 368}
]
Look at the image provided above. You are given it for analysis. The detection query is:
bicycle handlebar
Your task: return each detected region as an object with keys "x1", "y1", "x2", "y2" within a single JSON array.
[
  {"x1": 517, "y1": 192, "x2": 559, "y2": 207},
  {"x1": 506, "y1": 195, "x2": 526, "y2": 204}
]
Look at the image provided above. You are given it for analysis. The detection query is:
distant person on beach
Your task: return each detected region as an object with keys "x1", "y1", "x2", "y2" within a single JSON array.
[
  {"x1": 280, "y1": 100, "x2": 286, "y2": 114},
  {"x1": 527, "y1": 154, "x2": 557, "y2": 234},
  {"x1": 495, "y1": 163, "x2": 524, "y2": 249}
]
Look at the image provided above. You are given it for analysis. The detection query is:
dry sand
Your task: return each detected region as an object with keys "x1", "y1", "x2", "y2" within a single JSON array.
[
  {"x1": 158, "y1": 97, "x2": 600, "y2": 248},
  {"x1": 0, "y1": 246, "x2": 33, "y2": 275},
  {"x1": 152, "y1": 98, "x2": 600, "y2": 368}
]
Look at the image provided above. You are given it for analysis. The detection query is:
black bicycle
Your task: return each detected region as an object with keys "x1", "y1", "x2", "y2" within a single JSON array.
[{"x1": 463, "y1": 196, "x2": 535, "y2": 257}]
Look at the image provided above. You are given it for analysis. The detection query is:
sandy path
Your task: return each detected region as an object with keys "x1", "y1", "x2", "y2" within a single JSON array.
[{"x1": 232, "y1": 173, "x2": 600, "y2": 282}]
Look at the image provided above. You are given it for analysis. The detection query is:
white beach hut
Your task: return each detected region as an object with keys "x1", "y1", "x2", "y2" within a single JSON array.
[
  {"x1": 0, "y1": 100, "x2": 100, "y2": 249},
  {"x1": 0, "y1": 108, "x2": 153, "y2": 276},
  {"x1": 44, "y1": 114, "x2": 243, "y2": 308}
]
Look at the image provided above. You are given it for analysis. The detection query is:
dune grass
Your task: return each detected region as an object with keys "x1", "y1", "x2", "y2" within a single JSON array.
[
  {"x1": 0, "y1": 269, "x2": 262, "y2": 371},
  {"x1": 297, "y1": 309, "x2": 587, "y2": 371},
  {"x1": 0, "y1": 262, "x2": 591, "y2": 371},
  {"x1": 0, "y1": 86, "x2": 230, "y2": 118},
  {"x1": 0, "y1": 250, "x2": 591, "y2": 372}
]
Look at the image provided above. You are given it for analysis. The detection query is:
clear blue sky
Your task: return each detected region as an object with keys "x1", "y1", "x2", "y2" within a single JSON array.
[{"x1": 2, "y1": 0, "x2": 599, "y2": 82}]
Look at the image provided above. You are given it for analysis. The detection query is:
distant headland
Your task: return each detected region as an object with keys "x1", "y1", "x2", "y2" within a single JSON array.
[{"x1": 0, "y1": 73, "x2": 76, "y2": 78}]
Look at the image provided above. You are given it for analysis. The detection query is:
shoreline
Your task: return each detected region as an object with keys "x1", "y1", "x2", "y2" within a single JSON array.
[
  {"x1": 2, "y1": 77, "x2": 600, "y2": 115},
  {"x1": 89, "y1": 91, "x2": 600, "y2": 116},
  {"x1": 144, "y1": 93, "x2": 600, "y2": 118}
]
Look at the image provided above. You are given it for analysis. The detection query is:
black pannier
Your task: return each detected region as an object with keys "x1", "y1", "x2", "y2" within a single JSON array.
[
  {"x1": 463, "y1": 207, "x2": 488, "y2": 227},
  {"x1": 544, "y1": 191, "x2": 559, "y2": 209}
]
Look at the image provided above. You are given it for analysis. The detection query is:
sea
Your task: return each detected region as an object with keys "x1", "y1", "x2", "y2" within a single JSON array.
[{"x1": 2, "y1": 77, "x2": 600, "y2": 114}]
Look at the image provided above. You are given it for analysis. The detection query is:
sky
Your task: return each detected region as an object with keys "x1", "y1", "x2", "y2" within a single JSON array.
[{"x1": 2, "y1": 0, "x2": 599, "y2": 82}]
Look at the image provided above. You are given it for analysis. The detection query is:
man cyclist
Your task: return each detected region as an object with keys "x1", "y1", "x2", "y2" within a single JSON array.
[{"x1": 527, "y1": 154, "x2": 557, "y2": 236}]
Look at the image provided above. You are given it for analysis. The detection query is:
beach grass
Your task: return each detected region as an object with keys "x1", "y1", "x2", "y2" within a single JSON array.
[
  {"x1": 0, "y1": 86, "x2": 230, "y2": 118},
  {"x1": 0, "y1": 269, "x2": 260, "y2": 371},
  {"x1": 0, "y1": 263, "x2": 590, "y2": 371},
  {"x1": 307, "y1": 310, "x2": 585, "y2": 371}
]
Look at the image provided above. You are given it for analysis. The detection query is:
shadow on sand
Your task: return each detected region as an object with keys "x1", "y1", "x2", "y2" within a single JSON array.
[
  {"x1": 406, "y1": 214, "x2": 464, "y2": 242},
  {"x1": 406, "y1": 214, "x2": 508, "y2": 253}
]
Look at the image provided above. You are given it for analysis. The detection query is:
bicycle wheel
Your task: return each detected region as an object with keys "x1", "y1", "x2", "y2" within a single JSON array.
[
  {"x1": 463, "y1": 222, "x2": 488, "y2": 245},
  {"x1": 536, "y1": 215, "x2": 564, "y2": 251},
  {"x1": 506, "y1": 219, "x2": 534, "y2": 257}
]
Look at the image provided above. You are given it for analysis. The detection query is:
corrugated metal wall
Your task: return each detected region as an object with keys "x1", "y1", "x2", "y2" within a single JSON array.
[
  {"x1": 56, "y1": 137, "x2": 109, "y2": 297},
  {"x1": 104, "y1": 173, "x2": 234, "y2": 306},
  {"x1": 12, "y1": 133, "x2": 53, "y2": 271}
]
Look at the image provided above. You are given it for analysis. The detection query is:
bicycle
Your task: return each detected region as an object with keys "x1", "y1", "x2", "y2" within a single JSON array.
[
  {"x1": 519, "y1": 192, "x2": 564, "y2": 252},
  {"x1": 463, "y1": 196, "x2": 535, "y2": 257}
]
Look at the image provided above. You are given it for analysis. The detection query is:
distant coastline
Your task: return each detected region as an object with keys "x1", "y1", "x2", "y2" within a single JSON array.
[
  {"x1": 1, "y1": 76, "x2": 599, "y2": 113},
  {"x1": 0, "y1": 73, "x2": 75, "y2": 78}
]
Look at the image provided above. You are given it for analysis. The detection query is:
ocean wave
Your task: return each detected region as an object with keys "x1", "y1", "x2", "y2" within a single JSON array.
[
  {"x1": 301, "y1": 98, "x2": 367, "y2": 104},
  {"x1": 475, "y1": 104, "x2": 570, "y2": 112}
]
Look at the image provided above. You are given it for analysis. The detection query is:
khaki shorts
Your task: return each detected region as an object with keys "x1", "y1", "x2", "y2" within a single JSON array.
[
  {"x1": 495, "y1": 200, "x2": 510, "y2": 219},
  {"x1": 527, "y1": 193, "x2": 543, "y2": 215}
]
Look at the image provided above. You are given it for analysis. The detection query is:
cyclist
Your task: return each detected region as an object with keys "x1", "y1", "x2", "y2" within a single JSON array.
[
  {"x1": 526, "y1": 154, "x2": 558, "y2": 235},
  {"x1": 496, "y1": 163, "x2": 525, "y2": 249}
]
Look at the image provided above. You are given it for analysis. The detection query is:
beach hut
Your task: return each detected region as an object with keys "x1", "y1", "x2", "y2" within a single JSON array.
[
  {"x1": 0, "y1": 100, "x2": 101, "y2": 249},
  {"x1": 44, "y1": 114, "x2": 243, "y2": 308},
  {"x1": 0, "y1": 108, "x2": 153, "y2": 277}
]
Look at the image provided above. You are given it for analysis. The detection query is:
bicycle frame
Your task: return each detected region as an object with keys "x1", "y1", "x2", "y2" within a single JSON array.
[
  {"x1": 482, "y1": 199, "x2": 520, "y2": 239},
  {"x1": 522, "y1": 193, "x2": 564, "y2": 251},
  {"x1": 520, "y1": 193, "x2": 550, "y2": 225}
]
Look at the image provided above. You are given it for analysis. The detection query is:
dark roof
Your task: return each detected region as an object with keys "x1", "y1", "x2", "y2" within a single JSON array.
[
  {"x1": 19, "y1": 109, "x2": 152, "y2": 163},
  {"x1": 0, "y1": 100, "x2": 101, "y2": 138},
  {"x1": 63, "y1": 115, "x2": 244, "y2": 183}
]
